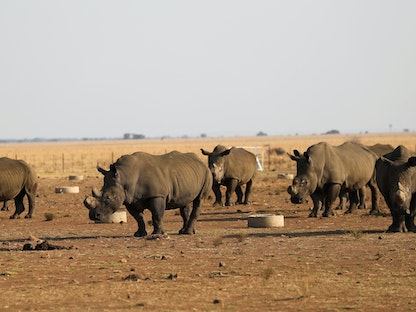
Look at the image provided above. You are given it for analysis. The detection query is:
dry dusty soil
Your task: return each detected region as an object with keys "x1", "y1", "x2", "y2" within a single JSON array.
[{"x1": 1, "y1": 172, "x2": 416, "y2": 311}]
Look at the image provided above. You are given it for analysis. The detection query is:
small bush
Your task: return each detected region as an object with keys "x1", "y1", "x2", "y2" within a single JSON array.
[
  {"x1": 44, "y1": 213, "x2": 55, "y2": 221},
  {"x1": 213, "y1": 236, "x2": 223, "y2": 247}
]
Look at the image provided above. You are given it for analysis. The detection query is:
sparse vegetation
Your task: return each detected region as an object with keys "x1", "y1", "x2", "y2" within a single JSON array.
[
  {"x1": 44, "y1": 212, "x2": 55, "y2": 221},
  {"x1": 213, "y1": 236, "x2": 223, "y2": 247},
  {"x1": 262, "y1": 267, "x2": 274, "y2": 280}
]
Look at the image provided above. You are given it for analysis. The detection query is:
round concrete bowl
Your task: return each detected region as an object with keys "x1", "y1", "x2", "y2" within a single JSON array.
[
  {"x1": 248, "y1": 214, "x2": 284, "y2": 228},
  {"x1": 55, "y1": 186, "x2": 79, "y2": 194},
  {"x1": 96, "y1": 211, "x2": 127, "y2": 224}
]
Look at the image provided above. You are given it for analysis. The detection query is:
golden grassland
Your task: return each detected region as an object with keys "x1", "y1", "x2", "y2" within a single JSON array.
[{"x1": 0, "y1": 132, "x2": 415, "y2": 177}]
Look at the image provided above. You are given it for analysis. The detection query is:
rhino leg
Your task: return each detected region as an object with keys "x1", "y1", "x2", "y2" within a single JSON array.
[
  {"x1": 235, "y1": 185, "x2": 244, "y2": 205},
  {"x1": 179, "y1": 204, "x2": 191, "y2": 234},
  {"x1": 10, "y1": 192, "x2": 25, "y2": 219},
  {"x1": 358, "y1": 188, "x2": 367, "y2": 209},
  {"x1": 335, "y1": 193, "x2": 347, "y2": 210},
  {"x1": 1, "y1": 201, "x2": 9, "y2": 211},
  {"x1": 212, "y1": 181, "x2": 223, "y2": 206},
  {"x1": 25, "y1": 192, "x2": 36, "y2": 218},
  {"x1": 125, "y1": 205, "x2": 147, "y2": 237},
  {"x1": 368, "y1": 181, "x2": 380, "y2": 215},
  {"x1": 309, "y1": 193, "x2": 322, "y2": 217},
  {"x1": 322, "y1": 184, "x2": 340, "y2": 217},
  {"x1": 180, "y1": 197, "x2": 201, "y2": 235},
  {"x1": 405, "y1": 215, "x2": 416, "y2": 232},
  {"x1": 404, "y1": 197, "x2": 416, "y2": 232},
  {"x1": 387, "y1": 214, "x2": 407, "y2": 232},
  {"x1": 345, "y1": 191, "x2": 359, "y2": 214},
  {"x1": 225, "y1": 179, "x2": 238, "y2": 206},
  {"x1": 149, "y1": 197, "x2": 166, "y2": 235},
  {"x1": 243, "y1": 180, "x2": 253, "y2": 205}
]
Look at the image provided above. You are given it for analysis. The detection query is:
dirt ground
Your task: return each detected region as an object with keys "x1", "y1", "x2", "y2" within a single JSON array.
[{"x1": 1, "y1": 167, "x2": 416, "y2": 311}]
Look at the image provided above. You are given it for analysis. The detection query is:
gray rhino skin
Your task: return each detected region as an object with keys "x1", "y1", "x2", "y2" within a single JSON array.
[
  {"x1": 287, "y1": 142, "x2": 379, "y2": 217},
  {"x1": 0, "y1": 157, "x2": 38, "y2": 219},
  {"x1": 201, "y1": 145, "x2": 257, "y2": 206},
  {"x1": 375, "y1": 145, "x2": 416, "y2": 232},
  {"x1": 84, "y1": 151, "x2": 212, "y2": 237},
  {"x1": 336, "y1": 143, "x2": 395, "y2": 210}
]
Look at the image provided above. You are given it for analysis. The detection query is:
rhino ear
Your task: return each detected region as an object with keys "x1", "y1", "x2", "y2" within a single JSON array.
[
  {"x1": 294, "y1": 150, "x2": 300, "y2": 157},
  {"x1": 303, "y1": 152, "x2": 310, "y2": 161},
  {"x1": 288, "y1": 153, "x2": 299, "y2": 161},
  {"x1": 220, "y1": 149, "x2": 232, "y2": 157},
  {"x1": 97, "y1": 165, "x2": 108, "y2": 175},
  {"x1": 201, "y1": 148, "x2": 210, "y2": 156},
  {"x1": 408, "y1": 157, "x2": 416, "y2": 167}
]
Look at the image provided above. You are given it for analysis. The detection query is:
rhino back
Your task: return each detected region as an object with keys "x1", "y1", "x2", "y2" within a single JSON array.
[
  {"x1": 0, "y1": 158, "x2": 36, "y2": 200},
  {"x1": 224, "y1": 148, "x2": 257, "y2": 182},
  {"x1": 117, "y1": 151, "x2": 211, "y2": 205},
  {"x1": 307, "y1": 142, "x2": 377, "y2": 189}
]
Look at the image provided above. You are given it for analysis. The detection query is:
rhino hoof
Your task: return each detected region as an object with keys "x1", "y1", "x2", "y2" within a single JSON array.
[
  {"x1": 134, "y1": 230, "x2": 147, "y2": 237},
  {"x1": 25, "y1": 214, "x2": 32, "y2": 219},
  {"x1": 179, "y1": 228, "x2": 194, "y2": 235},
  {"x1": 10, "y1": 214, "x2": 20, "y2": 219},
  {"x1": 369, "y1": 209, "x2": 380, "y2": 215}
]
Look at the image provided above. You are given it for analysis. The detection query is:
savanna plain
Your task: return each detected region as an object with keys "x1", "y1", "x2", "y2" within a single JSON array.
[{"x1": 1, "y1": 133, "x2": 416, "y2": 311}]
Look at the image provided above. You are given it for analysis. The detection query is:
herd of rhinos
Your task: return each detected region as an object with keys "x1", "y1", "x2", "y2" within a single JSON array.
[{"x1": 1, "y1": 142, "x2": 416, "y2": 237}]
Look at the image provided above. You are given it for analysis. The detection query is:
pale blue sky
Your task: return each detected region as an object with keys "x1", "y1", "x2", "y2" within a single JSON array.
[{"x1": 1, "y1": 1, "x2": 415, "y2": 140}]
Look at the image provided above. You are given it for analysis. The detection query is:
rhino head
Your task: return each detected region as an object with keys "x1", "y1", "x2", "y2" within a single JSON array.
[
  {"x1": 388, "y1": 157, "x2": 416, "y2": 215},
  {"x1": 287, "y1": 150, "x2": 318, "y2": 204},
  {"x1": 201, "y1": 145, "x2": 231, "y2": 183},
  {"x1": 84, "y1": 164, "x2": 126, "y2": 222}
]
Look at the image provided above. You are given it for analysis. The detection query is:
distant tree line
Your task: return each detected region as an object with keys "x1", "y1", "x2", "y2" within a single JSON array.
[{"x1": 123, "y1": 133, "x2": 145, "y2": 140}]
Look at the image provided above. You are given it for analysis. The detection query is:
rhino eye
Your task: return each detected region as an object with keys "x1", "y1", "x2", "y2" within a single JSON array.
[
  {"x1": 102, "y1": 195, "x2": 111, "y2": 205},
  {"x1": 300, "y1": 180, "x2": 307, "y2": 186}
]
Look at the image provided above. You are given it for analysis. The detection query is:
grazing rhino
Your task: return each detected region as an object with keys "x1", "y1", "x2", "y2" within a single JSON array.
[
  {"x1": 84, "y1": 151, "x2": 212, "y2": 237},
  {"x1": 375, "y1": 145, "x2": 416, "y2": 232},
  {"x1": 0, "y1": 157, "x2": 38, "y2": 219},
  {"x1": 287, "y1": 142, "x2": 379, "y2": 217},
  {"x1": 201, "y1": 145, "x2": 257, "y2": 206}
]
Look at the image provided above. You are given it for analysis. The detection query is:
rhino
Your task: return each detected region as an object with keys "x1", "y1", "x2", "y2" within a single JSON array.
[
  {"x1": 336, "y1": 143, "x2": 395, "y2": 211},
  {"x1": 0, "y1": 157, "x2": 38, "y2": 219},
  {"x1": 287, "y1": 142, "x2": 379, "y2": 217},
  {"x1": 375, "y1": 145, "x2": 416, "y2": 232},
  {"x1": 84, "y1": 151, "x2": 212, "y2": 237},
  {"x1": 201, "y1": 145, "x2": 257, "y2": 206}
]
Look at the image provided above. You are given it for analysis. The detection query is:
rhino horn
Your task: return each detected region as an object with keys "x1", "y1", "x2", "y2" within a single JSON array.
[
  {"x1": 84, "y1": 196, "x2": 97, "y2": 209},
  {"x1": 92, "y1": 187, "x2": 102, "y2": 197}
]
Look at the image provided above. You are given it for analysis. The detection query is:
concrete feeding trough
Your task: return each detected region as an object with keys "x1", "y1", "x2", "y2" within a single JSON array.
[
  {"x1": 96, "y1": 210, "x2": 127, "y2": 224},
  {"x1": 55, "y1": 186, "x2": 79, "y2": 194},
  {"x1": 68, "y1": 175, "x2": 84, "y2": 181},
  {"x1": 248, "y1": 214, "x2": 284, "y2": 228}
]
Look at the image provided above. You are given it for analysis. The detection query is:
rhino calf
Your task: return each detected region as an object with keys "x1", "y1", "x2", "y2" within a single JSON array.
[
  {"x1": 0, "y1": 157, "x2": 38, "y2": 219},
  {"x1": 376, "y1": 145, "x2": 416, "y2": 232},
  {"x1": 84, "y1": 151, "x2": 212, "y2": 237},
  {"x1": 201, "y1": 145, "x2": 257, "y2": 206}
]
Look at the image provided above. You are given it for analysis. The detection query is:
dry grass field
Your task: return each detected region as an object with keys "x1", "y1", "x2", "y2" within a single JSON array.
[{"x1": 1, "y1": 132, "x2": 416, "y2": 311}]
